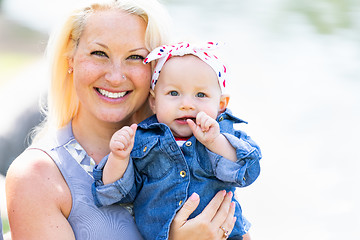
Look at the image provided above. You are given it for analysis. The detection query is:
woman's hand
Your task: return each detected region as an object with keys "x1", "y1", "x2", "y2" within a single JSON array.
[{"x1": 169, "y1": 190, "x2": 236, "y2": 240}]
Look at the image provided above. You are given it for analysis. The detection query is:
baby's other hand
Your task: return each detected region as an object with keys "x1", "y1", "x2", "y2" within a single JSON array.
[{"x1": 109, "y1": 123, "x2": 137, "y2": 159}]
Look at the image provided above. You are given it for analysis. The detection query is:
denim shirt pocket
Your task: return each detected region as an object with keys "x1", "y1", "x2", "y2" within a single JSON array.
[
  {"x1": 131, "y1": 137, "x2": 172, "y2": 179},
  {"x1": 195, "y1": 144, "x2": 215, "y2": 175}
]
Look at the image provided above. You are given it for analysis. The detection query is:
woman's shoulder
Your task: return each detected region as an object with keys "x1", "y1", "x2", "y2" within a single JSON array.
[
  {"x1": 7, "y1": 149, "x2": 57, "y2": 180},
  {"x1": 6, "y1": 148, "x2": 69, "y2": 203},
  {"x1": 5, "y1": 149, "x2": 73, "y2": 237}
]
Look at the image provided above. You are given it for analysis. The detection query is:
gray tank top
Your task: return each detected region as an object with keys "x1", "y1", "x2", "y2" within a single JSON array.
[{"x1": 31, "y1": 123, "x2": 143, "y2": 239}]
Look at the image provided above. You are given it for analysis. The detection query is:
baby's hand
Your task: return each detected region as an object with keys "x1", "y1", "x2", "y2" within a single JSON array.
[
  {"x1": 109, "y1": 123, "x2": 137, "y2": 160},
  {"x1": 187, "y1": 111, "x2": 220, "y2": 146}
]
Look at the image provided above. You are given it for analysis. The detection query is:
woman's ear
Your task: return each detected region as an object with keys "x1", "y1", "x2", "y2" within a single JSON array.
[
  {"x1": 219, "y1": 94, "x2": 230, "y2": 112},
  {"x1": 149, "y1": 89, "x2": 157, "y2": 114},
  {"x1": 68, "y1": 57, "x2": 74, "y2": 70}
]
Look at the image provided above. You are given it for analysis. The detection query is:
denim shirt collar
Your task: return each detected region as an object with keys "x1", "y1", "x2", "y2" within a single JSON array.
[
  {"x1": 137, "y1": 114, "x2": 168, "y2": 131},
  {"x1": 216, "y1": 108, "x2": 247, "y2": 124}
]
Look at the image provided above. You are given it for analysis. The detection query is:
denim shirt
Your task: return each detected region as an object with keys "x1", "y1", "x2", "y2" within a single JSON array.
[{"x1": 93, "y1": 109, "x2": 261, "y2": 240}]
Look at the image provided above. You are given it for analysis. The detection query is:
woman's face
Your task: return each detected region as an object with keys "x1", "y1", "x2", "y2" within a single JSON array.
[{"x1": 69, "y1": 9, "x2": 151, "y2": 125}]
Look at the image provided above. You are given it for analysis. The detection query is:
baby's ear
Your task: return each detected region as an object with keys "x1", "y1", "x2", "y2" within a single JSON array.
[
  {"x1": 219, "y1": 94, "x2": 230, "y2": 112},
  {"x1": 149, "y1": 89, "x2": 157, "y2": 113}
]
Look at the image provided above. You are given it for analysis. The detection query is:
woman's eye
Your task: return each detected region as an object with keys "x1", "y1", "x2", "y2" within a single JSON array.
[
  {"x1": 91, "y1": 51, "x2": 108, "y2": 57},
  {"x1": 196, "y1": 92, "x2": 206, "y2": 98},
  {"x1": 128, "y1": 55, "x2": 145, "y2": 60},
  {"x1": 169, "y1": 91, "x2": 179, "y2": 96}
]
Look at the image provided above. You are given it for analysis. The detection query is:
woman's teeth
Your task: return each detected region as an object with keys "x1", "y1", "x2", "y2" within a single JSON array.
[{"x1": 97, "y1": 88, "x2": 127, "y2": 99}]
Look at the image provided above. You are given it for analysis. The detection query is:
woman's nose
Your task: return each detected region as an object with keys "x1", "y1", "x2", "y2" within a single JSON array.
[{"x1": 105, "y1": 64, "x2": 126, "y2": 85}]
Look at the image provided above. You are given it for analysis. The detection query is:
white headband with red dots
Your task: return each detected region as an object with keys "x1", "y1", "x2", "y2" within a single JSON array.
[{"x1": 144, "y1": 42, "x2": 227, "y2": 93}]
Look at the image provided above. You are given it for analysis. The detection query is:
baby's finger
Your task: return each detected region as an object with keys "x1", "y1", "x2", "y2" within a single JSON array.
[
  {"x1": 195, "y1": 112, "x2": 206, "y2": 131},
  {"x1": 197, "y1": 112, "x2": 213, "y2": 132},
  {"x1": 128, "y1": 124, "x2": 138, "y2": 149},
  {"x1": 187, "y1": 119, "x2": 197, "y2": 134},
  {"x1": 119, "y1": 126, "x2": 135, "y2": 142},
  {"x1": 201, "y1": 118, "x2": 212, "y2": 132},
  {"x1": 112, "y1": 139, "x2": 126, "y2": 150},
  {"x1": 130, "y1": 123, "x2": 138, "y2": 132},
  {"x1": 195, "y1": 111, "x2": 206, "y2": 125},
  {"x1": 129, "y1": 124, "x2": 138, "y2": 140},
  {"x1": 206, "y1": 117, "x2": 218, "y2": 131}
]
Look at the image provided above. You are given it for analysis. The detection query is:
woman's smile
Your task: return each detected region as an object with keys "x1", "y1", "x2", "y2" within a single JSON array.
[{"x1": 95, "y1": 87, "x2": 129, "y2": 99}]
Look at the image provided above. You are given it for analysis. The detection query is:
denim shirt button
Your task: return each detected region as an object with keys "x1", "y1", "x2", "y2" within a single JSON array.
[
  {"x1": 143, "y1": 146, "x2": 147, "y2": 152},
  {"x1": 219, "y1": 116, "x2": 224, "y2": 122},
  {"x1": 179, "y1": 170, "x2": 186, "y2": 178},
  {"x1": 178, "y1": 200, "x2": 183, "y2": 206},
  {"x1": 185, "y1": 141, "x2": 192, "y2": 147}
]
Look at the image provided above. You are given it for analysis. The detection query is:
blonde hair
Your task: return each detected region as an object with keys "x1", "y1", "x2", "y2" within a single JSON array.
[{"x1": 33, "y1": 0, "x2": 171, "y2": 141}]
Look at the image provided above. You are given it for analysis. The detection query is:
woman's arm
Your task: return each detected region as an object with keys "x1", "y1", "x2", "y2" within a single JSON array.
[
  {"x1": 169, "y1": 190, "x2": 236, "y2": 240},
  {"x1": 5, "y1": 150, "x2": 75, "y2": 240}
]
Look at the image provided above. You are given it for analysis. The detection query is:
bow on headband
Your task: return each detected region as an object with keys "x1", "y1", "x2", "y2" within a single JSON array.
[{"x1": 144, "y1": 42, "x2": 227, "y2": 92}]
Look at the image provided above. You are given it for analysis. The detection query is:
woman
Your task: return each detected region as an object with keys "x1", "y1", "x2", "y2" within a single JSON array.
[{"x1": 5, "y1": 0, "x2": 236, "y2": 239}]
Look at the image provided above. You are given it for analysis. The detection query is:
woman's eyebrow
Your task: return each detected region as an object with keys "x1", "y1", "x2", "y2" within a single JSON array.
[
  {"x1": 94, "y1": 42, "x2": 109, "y2": 49},
  {"x1": 94, "y1": 43, "x2": 146, "y2": 53},
  {"x1": 130, "y1": 47, "x2": 148, "y2": 52}
]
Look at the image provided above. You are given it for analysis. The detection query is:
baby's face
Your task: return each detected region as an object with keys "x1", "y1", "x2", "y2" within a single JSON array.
[{"x1": 150, "y1": 55, "x2": 225, "y2": 138}]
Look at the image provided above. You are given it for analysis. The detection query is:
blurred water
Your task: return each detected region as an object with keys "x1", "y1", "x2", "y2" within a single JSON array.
[{"x1": 1, "y1": 0, "x2": 360, "y2": 239}]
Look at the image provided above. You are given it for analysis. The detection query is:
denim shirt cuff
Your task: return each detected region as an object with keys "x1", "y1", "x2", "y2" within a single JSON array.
[
  {"x1": 209, "y1": 133, "x2": 261, "y2": 186},
  {"x1": 207, "y1": 149, "x2": 243, "y2": 186},
  {"x1": 222, "y1": 133, "x2": 258, "y2": 163},
  {"x1": 92, "y1": 156, "x2": 135, "y2": 207}
]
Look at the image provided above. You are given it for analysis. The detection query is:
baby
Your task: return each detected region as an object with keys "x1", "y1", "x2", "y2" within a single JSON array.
[{"x1": 93, "y1": 42, "x2": 262, "y2": 240}]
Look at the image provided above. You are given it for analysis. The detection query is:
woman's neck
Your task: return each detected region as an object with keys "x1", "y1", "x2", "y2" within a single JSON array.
[
  {"x1": 71, "y1": 116, "x2": 126, "y2": 164},
  {"x1": 71, "y1": 102, "x2": 153, "y2": 164}
]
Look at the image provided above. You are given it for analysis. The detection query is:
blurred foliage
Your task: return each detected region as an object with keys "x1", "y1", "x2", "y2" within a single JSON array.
[
  {"x1": 284, "y1": 0, "x2": 359, "y2": 34},
  {"x1": 2, "y1": 217, "x2": 9, "y2": 234},
  {"x1": 164, "y1": 0, "x2": 359, "y2": 37},
  {"x1": 0, "y1": 53, "x2": 36, "y2": 86}
]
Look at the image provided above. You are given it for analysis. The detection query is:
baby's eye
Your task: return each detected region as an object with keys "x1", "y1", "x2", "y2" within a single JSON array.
[
  {"x1": 196, "y1": 92, "x2": 206, "y2": 98},
  {"x1": 169, "y1": 91, "x2": 179, "y2": 96},
  {"x1": 91, "y1": 51, "x2": 108, "y2": 57}
]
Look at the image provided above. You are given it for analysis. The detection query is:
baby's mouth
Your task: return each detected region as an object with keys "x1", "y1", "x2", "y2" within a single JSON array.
[
  {"x1": 96, "y1": 88, "x2": 129, "y2": 99},
  {"x1": 176, "y1": 117, "x2": 195, "y2": 123}
]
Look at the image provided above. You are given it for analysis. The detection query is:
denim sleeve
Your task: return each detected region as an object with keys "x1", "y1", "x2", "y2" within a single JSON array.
[
  {"x1": 92, "y1": 155, "x2": 137, "y2": 207},
  {"x1": 209, "y1": 131, "x2": 262, "y2": 187}
]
